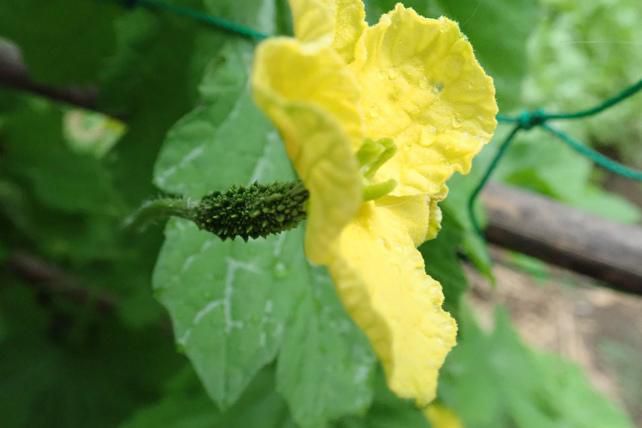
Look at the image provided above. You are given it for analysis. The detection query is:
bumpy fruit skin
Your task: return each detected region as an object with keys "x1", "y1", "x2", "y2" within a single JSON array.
[{"x1": 194, "y1": 182, "x2": 309, "y2": 241}]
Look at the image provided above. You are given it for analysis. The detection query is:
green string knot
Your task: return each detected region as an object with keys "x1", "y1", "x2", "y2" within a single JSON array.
[
  {"x1": 469, "y1": 78, "x2": 642, "y2": 238},
  {"x1": 517, "y1": 109, "x2": 547, "y2": 130}
]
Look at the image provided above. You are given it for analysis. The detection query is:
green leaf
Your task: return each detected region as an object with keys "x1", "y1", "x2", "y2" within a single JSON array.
[
  {"x1": 0, "y1": 88, "x2": 20, "y2": 114},
  {"x1": 436, "y1": 125, "x2": 513, "y2": 280},
  {"x1": 441, "y1": 171, "x2": 494, "y2": 279},
  {"x1": 1, "y1": 102, "x2": 122, "y2": 215},
  {"x1": 155, "y1": 226, "x2": 375, "y2": 425},
  {"x1": 0, "y1": 241, "x2": 6, "y2": 264},
  {"x1": 153, "y1": 38, "x2": 375, "y2": 423},
  {"x1": 419, "y1": 212, "x2": 468, "y2": 317},
  {"x1": 0, "y1": 284, "x2": 182, "y2": 428},
  {"x1": 0, "y1": 0, "x2": 119, "y2": 85},
  {"x1": 63, "y1": 110, "x2": 124, "y2": 158},
  {"x1": 506, "y1": 252, "x2": 551, "y2": 284},
  {"x1": 151, "y1": 38, "x2": 297, "y2": 407},
  {"x1": 154, "y1": 42, "x2": 280, "y2": 197},
  {"x1": 335, "y1": 369, "x2": 429, "y2": 428},
  {"x1": 438, "y1": 309, "x2": 506, "y2": 427},
  {"x1": 100, "y1": 11, "x2": 205, "y2": 206},
  {"x1": 123, "y1": 367, "x2": 297, "y2": 428},
  {"x1": 123, "y1": 388, "x2": 220, "y2": 428},
  {"x1": 276, "y1": 263, "x2": 375, "y2": 428},
  {"x1": 152, "y1": 40, "x2": 301, "y2": 408},
  {"x1": 520, "y1": 354, "x2": 634, "y2": 428},
  {"x1": 154, "y1": 219, "x2": 301, "y2": 407},
  {"x1": 439, "y1": 307, "x2": 635, "y2": 428}
]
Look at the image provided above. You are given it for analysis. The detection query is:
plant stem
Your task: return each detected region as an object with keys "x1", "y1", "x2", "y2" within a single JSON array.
[{"x1": 123, "y1": 197, "x2": 195, "y2": 231}]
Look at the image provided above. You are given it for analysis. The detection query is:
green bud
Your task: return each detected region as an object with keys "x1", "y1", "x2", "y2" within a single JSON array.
[
  {"x1": 356, "y1": 138, "x2": 397, "y2": 178},
  {"x1": 193, "y1": 182, "x2": 309, "y2": 241},
  {"x1": 363, "y1": 179, "x2": 397, "y2": 201}
]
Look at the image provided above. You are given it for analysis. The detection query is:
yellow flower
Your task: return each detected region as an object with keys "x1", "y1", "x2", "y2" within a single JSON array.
[
  {"x1": 252, "y1": 0, "x2": 497, "y2": 405},
  {"x1": 425, "y1": 403, "x2": 464, "y2": 428}
]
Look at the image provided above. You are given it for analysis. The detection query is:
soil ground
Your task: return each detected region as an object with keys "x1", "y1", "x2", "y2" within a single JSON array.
[{"x1": 467, "y1": 247, "x2": 642, "y2": 426}]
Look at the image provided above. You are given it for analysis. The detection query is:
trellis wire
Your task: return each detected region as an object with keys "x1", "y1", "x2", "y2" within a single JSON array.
[
  {"x1": 469, "y1": 79, "x2": 642, "y2": 236},
  {"x1": 119, "y1": 0, "x2": 269, "y2": 40}
]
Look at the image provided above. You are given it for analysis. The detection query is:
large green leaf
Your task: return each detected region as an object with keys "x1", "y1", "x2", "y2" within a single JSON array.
[
  {"x1": 0, "y1": 284, "x2": 182, "y2": 428},
  {"x1": 0, "y1": 0, "x2": 119, "y2": 85},
  {"x1": 439, "y1": 308, "x2": 634, "y2": 428},
  {"x1": 153, "y1": 42, "x2": 299, "y2": 406},
  {"x1": 276, "y1": 262, "x2": 375, "y2": 428},
  {"x1": 419, "y1": 212, "x2": 468, "y2": 318},
  {"x1": 123, "y1": 367, "x2": 297, "y2": 428},
  {"x1": 153, "y1": 43, "x2": 279, "y2": 197},
  {"x1": 153, "y1": 35, "x2": 375, "y2": 423},
  {"x1": 154, "y1": 219, "x2": 301, "y2": 407},
  {"x1": 440, "y1": 167, "x2": 494, "y2": 279}
]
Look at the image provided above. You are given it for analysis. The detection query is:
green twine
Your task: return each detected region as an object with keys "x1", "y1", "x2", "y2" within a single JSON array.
[
  {"x1": 469, "y1": 78, "x2": 642, "y2": 237},
  {"x1": 120, "y1": 0, "x2": 269, "y2": 41},
  {"x1": 467, "y1": 125, "x2": 521, "y2": 236},
  {"x1": 541, "y1": 123, "x2": 642, "y2": 182}
]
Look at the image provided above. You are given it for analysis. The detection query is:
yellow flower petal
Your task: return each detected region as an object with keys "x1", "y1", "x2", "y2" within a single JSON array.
[
  {"x1": 426, "y1": 198, "x2": 443, "y2": 241},
  {"x1": 376, "y1": 194, "x2": 430, "y2": 246},
  {"x1": 289, "y1": 0, "x2": 366, "y2": 62},
  {"x1": 252, "y1": 39, "x2": 363, "y2": 263},
  {"x1": 425, "y1": 403, "x2": 463, "y2": 428},
  {"x1": 252, "y1": 0, "x2": 498, "y2": 409},
  {"x1": 329, "y1": 202, "x2": 457, "y2": 405},
  {"x1": 253, "y1": 37, "x2": 364, "y2": 147},
  {"x1": 351, "y1": 4, "x2": 498, "y2": 197}
]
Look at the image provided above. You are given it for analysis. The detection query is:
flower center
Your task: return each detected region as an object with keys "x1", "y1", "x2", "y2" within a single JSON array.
[{"x1": 356, "y1": 138, "x2": 397, "y2": 201}]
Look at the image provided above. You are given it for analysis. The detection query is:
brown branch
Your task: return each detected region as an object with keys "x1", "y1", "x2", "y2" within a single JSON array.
[
  {"x1": 0, "y1": 40, "x2": 100, "y2": 113},
  {"x1": 5, "y1": 251, "x2": 117, "y2": 313},
  {"x1": 482, "y1": 182, "x2": 642, "y2": 295}
]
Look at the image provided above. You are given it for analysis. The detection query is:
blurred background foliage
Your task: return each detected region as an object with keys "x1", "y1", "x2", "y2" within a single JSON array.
[{"x1": 0, "y1": 0, "x2": 640, "y2": 426}]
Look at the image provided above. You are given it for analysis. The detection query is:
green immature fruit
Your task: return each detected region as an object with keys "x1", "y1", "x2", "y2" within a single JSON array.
[{"x1": 193, "y1": 182, "x2": 309, "y2": 241}]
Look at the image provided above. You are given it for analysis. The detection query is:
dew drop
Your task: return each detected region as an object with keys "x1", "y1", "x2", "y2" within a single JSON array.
[{"x1": 273, "y1": 262, "x2": 288, "y2": 278}]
